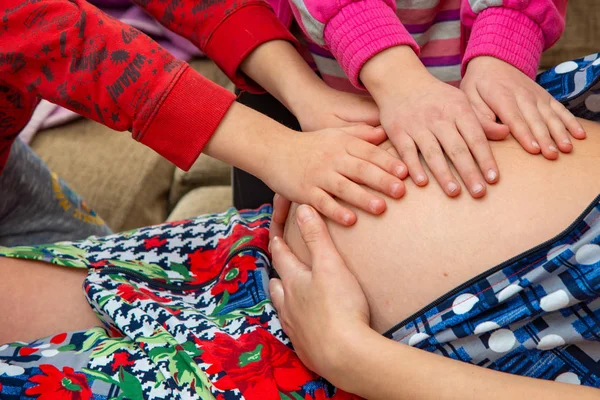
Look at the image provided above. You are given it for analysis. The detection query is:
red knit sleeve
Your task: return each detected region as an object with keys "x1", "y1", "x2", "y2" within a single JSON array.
[
  {"x1": 0, "y1": 0, "x2": 236, "y2": 172},
  {"x1": 130, "y1": 0, "x2": 299, "y2": 93}
]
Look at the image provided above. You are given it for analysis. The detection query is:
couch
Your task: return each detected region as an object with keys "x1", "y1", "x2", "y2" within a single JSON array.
[{"x1": 29, "y1": 0, "x2": 600, "y2": 233}]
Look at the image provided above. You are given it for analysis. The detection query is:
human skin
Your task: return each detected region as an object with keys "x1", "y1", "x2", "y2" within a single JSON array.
[
  {"x1": 1, "y1": 118, "x2": 597, "y2": 350},
  {"x1": 284, "y1": 117, "x2": 600, "y2": 333},
  {"x1": 270, "y1": 204, "x2": 599, "y2": 400}
]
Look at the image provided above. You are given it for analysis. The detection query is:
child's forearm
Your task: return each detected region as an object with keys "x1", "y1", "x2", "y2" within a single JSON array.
[
  {"x1": 336, "y1": 326, "x2": 597, "y2": 400},
  {"x1": 203, "y1": 101, "x2": 292, "y2": 182},
  {"x1": 359, "y1": 45, "x2": 431, "y2": 102},
  {"x1": 240, "y1": 40, "x2": 331, "y2": 119}
]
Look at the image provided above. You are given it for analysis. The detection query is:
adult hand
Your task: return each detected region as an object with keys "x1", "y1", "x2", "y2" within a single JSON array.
[
  {"x1": 269, "y1": 204, "x2": 370, "y2": 383},
  {"x1": 462, "y1": 56, "x2": 586, "y2": 159}
]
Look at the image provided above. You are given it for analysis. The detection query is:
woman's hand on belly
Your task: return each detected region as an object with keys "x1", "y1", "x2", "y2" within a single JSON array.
[
  {"x1": 268, "y1": 205, "x2": 600, "y2": 400},
  {"x1": 269, "y1": 204, "x2": 371, "y2": 385}
]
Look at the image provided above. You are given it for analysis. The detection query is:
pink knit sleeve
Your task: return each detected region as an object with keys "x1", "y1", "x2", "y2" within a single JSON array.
[
  {"x1": 461, "y1": 0, "x2": 567, "y2": 79},
  {"x1": 289, "y1": 0, "x2": 419, "y2": 89},
  {"x1": 323, "y1": 0, "x2": 419, "y2": 88}
]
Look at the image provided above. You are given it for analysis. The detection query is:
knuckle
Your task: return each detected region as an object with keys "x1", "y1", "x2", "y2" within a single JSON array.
[
  {"x1": 335, "y1": 178, "x2": 349, "y2": 195},
  {"x1": 448, "y1": 145, "x2": 468, "y2": 159},
  {"x1": 313, "y1": 193, "x2": 328, "y2": 212},
  {"x1": 302, "y1": 224, "x2": 322, "y2": 244},
  {"x1": 471, "y1": 134, "x2": 489, "y2": 148},
  {"x1": 354, "y1": 160, "x2": 369, "y2": 175},
  {"x1": 424, "y1": 145, "x2": 443, "y2": 160}
]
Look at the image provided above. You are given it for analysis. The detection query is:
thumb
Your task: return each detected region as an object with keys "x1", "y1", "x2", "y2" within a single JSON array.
[
  {"x1": 269, "y1": 278, "x2": 285, "y2": 312},
  {"x1": 270, "y1": 194, "x2": 291, "y2": 241},
  {"x1": 339, "y1": 125, "x2": 387, "y2": 145},
  {"x1": 296, "y1": 205, "x2": 343, "y2": 266},
  {"x1": 270, "y1": 236, "x2": 309, "y2": 282},
  {"x1": 466, "y1": 88, "x2": 510, "y2": 140}
]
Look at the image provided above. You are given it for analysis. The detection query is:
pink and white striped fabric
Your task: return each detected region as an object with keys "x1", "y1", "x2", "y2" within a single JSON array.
[{"x1": 268, "y1": 0, "x2": 566, "y2": 92}]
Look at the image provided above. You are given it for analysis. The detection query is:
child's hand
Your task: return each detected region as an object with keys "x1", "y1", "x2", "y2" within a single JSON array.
[
  {"x1": 461, "y1": 56, "x2": 586, "y2": 159},
  {"x1": 265, "y1": 125, "x2": 407, "y2": 226},
  {"x1": 294, "y1": 88, "x2": 380, "y2": 132},
  {"x1": 361, "y1": 46, "x2": 499, "y2": 198}
]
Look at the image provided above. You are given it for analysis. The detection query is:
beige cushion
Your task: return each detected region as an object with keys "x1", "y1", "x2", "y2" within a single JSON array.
[
  {"x1": 31, "y1": 119, "x2": 175, "y2": 232},
  {"x1": 541, "y1": 0, "x2": 600, "y2": 68},
  {"x1": 169, "y1": 58, "x2": 234, "y2": 211},
  {"x1": 169, "y1": 154, "x2": 232, "y2": 210},
  {"x1": 167, "y1": 185, "x2": 233, "y2": 221}
]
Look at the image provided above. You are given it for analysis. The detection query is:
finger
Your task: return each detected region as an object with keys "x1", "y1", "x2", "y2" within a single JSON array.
[
  {"x1": 350, "y1": 96, "x2": 381, "y2": 127},
  {"x1": 345, "y1": 145, "x2": 407, "y2": 194},
  {"x1": 270, "y1": 235, "x2": 309, "y2": 282},
  {"x1": 269, "y1": 278, "x2": 285, "y2": 312},
  {"x1": 411, "y1": 131, "x2": 461, "y2": 197},
  {"x1": 270, "y1": 193, "x2": 291, "y2": 241},
  {"x1": 486, "y1": 92, "x2": 541, "y2": 154},
  {"x1": 339, "y1": 125, "x2": 387, "y2": 145},
  {"x1": 296, "y1": 205, "x2": 344, "y2": 266},
  {"x1": 326, "y1": 175, "x2": 387, "y2": 215},
  {"x1": 456, "y1": 114, "x2": 500, "y2": 184},
  {"x1": 466, "y1": 86, "x2": 510, "y2": 140},
  {"x1": 309, "y1": 188, "x2": 356, "y2": 226},
  {"x1": 538, "y1": 104, "x2": 573, "y2": 153},
  {"x1": 519, "y1": 99, "x2": 559, "y2": 160},
  {"x1": 389, "y1": 132, "x2": 428, "y2": 186},
  {"x1": 436, "y1": 125, "x2": 487, "y2": 198},
  {"x1": 550, "y1": 100, "x2": 586, "y2": 140},
  {"x1": 347, "y1": 140, "x2": 408, "y2": 180}
]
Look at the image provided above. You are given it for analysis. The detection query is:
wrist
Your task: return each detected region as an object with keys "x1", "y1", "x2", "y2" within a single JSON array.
[
  {"x1": 241, "y1": 40, "x2": 329, "y2": 117},
  {"x1": 323, "y1": 323, "x2": 382, "y2": 392},
  {"x1": 204, "y1": 102, "x2": 295, "y2": 181},
  {"x1": 360, "y1": 45, "x2": 430, "y2": 102}
]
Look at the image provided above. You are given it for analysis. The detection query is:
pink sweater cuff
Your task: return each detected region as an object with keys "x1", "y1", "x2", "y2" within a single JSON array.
[
  {"x1": 463, "y1": 7, "x2": 544, "y2": 80},
  {"x1": 324, "y1": 0, "x2": 419, "y2": 89}
]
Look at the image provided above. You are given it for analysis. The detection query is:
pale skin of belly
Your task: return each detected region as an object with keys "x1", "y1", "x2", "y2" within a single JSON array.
[
  {"x1": 285, "y1": 118, "x2": 600, "y2": 333},
  {"x1": 1, "y1": 119, "x2": 599, "y2": 345}
]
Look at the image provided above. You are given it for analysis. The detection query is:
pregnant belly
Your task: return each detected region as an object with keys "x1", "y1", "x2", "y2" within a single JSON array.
[{"x1": 284, "y1": 120, "x2": 600, "y2": 333}]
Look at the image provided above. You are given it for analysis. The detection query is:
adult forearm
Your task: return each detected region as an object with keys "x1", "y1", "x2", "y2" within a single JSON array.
[{"x1": 338, "y1": 327, "x2": 598, "y2": 400}]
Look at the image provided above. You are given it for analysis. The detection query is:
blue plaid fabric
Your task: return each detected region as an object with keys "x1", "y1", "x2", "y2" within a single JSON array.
[
  {"x1": 385, "y1": 196, "x2": 600, "y2": 387},
  {"x1": 537, "y1": 52, "x2": 600, "y2": 122}
]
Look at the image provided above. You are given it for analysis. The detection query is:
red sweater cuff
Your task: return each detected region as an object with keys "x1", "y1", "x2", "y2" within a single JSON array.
[
  {"x1": 138, "y1": 66, "x2": 236, "y2": 171},
  {"x1": 204, "y1": 3, "x2": 300, "y2": 94},
  {"x1": 462, "y1": 7, "x2": 544, "y2": 80}
]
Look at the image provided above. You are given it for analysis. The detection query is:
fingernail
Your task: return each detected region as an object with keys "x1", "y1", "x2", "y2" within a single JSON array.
[
  {"x1": 447, "y1": 182, "x2": 459, "y2": 194},
  {"x1": 343, "y1": 213, "x2": 353, "y2": 225},
  {"x1": 391, "y1": 182, "x2": 402, "y2": 196},
  {"x1": 472, "y1": 183, "x2": 484, "y2": 194},
  {"x1": 415, "y1": 174, "x2": 426, "y2": 184},
  {"x1": 578, "y1": 128, "x2": 586, "y2": 135},
  {"x1": 532, "y1": 141, "x2": 541, "y2": 149},
  {"x1": 549, "y1": 145, "x2": 558, "y2": 153},
  {"x1": 487, "y1": 169, "x2": 497, "y2": 182},
  {"x1": 271, "y1": 236, "x2": 281, "y2": 248},
  {"x1": 562, "y1": 138, "x2": 572, "y2": 145},
  {"x1": 297, "y1": 205, "x2": 314, "y2": 223},
  {"x1": 395, "y1": 165, "x2": 405, "y2": 177},
  {"x1": 369, "y1": 199, "x2": 380, "y2": 213}
]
